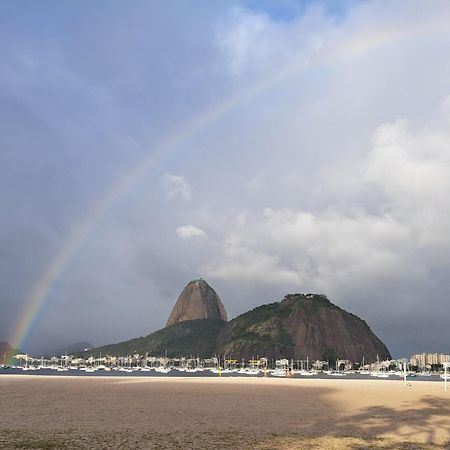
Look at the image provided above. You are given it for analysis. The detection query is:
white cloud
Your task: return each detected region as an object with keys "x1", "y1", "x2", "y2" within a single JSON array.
[
  {"x1": 162, "y1": 174, "x2": 192, "y2": 201},
  {"x1": 216, "y1": 8, "x2": 272, "y2": 77},
  {"x1": 205, "y1": 104, "x2": 450, "y2": 305},
  {"x1": 214, "y1": 4, "x2": 343, "y2": 79},
  {"x1": 206, "y1": 208, "x2": 415, "y2": 289},
  {"x1": 176, "y1": 225, "x2": 207, "y2": 240}
]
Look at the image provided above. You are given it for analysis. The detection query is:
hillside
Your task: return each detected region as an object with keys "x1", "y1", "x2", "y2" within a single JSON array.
[
  {"x1": 0, "y1": 342, "x2": 18, "y2": 365},
  {"x1": 216, "y1": 293, "x2": 391, "y2": 363},
  {"x1": 84, "y1": 319, "x2": 226, "y2": 358}
]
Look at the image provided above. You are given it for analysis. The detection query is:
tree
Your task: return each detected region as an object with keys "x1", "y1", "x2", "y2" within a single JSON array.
[{"x1": 321, "y1": 348, "x2": 338, "y2": 369}]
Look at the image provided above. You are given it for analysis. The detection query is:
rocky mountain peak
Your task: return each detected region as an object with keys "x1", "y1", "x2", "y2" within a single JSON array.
[{"x1": 166, "y1": 278, "x2": 227, "y2": 327}]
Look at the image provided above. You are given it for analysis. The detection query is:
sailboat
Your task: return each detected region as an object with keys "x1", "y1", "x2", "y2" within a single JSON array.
[
  {"x1": 295, "y1": 357, "x2": 318, "y2": 376},
  {"x1": 155, "y1": 350, "x2": 171, "y2": 373},
  {"x1": 329, "y1": 359, "x2": 346, "y2": 376}
]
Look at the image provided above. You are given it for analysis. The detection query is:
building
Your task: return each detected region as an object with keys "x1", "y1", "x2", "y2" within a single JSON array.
[{"x1": 410, "y1": 353, "x2": 450, "y2": 368}]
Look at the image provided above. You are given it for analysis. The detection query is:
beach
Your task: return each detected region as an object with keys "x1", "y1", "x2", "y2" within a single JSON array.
[{"x1": 0, "y1": 375, "x2": 449, "y2": 449}]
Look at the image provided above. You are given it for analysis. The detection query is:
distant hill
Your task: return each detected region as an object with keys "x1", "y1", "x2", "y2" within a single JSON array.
[
  {"x1": 0, "y1": 342, "x2": 18, "y2": 364},
  {"x1": 216, "y1": 293, "x2": 391, "y2": 363},
  {"x1": 83, "y1": 319, "x2": 226, "y2": 358}
]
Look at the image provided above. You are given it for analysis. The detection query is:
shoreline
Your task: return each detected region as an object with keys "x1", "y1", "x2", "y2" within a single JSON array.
[{"x1": 0, "y1": 372, "x2": 444, "y2": 382}]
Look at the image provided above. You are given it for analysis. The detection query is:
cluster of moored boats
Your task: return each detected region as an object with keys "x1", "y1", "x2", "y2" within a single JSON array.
[{"x1": 2, "y1": 364, "x2": 448, "y2": 379}]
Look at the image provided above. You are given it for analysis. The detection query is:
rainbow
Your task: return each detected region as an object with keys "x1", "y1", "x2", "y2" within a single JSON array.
[{"x1": 8, "y1": 15, "x2": 450, "y2": 353}]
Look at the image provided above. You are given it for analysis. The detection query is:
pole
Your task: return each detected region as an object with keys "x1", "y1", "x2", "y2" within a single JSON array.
[
  {"x1": 404, "y1": 361, "x2": 407, "y2": 387},
  {"x1": 445, "y1": 364, "x2": 448, "y2": 392}
]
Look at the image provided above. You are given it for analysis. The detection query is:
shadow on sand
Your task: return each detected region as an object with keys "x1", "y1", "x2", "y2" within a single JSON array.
[{"x1": 258, "y1": 390, "x2": 450, "y2": 449}]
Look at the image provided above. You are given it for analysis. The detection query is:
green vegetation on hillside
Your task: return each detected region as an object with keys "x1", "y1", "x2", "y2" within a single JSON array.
[
  {"x1": 84, "y1": 319, "x2": 226, "y2": 358},
  {"x1": 216, "y1": 293, "x2": 391, "y2": 362},
  {"x1": 0, "y1": 342, "x2": 18, "y2": 366},
  {"x1": 223, "y1": 294, "x2": 334, "y2": 349}
]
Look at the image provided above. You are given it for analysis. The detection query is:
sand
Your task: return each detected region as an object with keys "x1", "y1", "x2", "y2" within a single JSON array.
[{"x1": 0, "y1": 375, "x2": 449, "y2": 449}]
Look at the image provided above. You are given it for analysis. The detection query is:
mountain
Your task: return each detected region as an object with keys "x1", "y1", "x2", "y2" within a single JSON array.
[
  {"x1": 166, "y1": 278, "x2": 227, "y2": 326},
  {"x1": 83, "y1": 319, "x2": 226, "y2": 358},
  {"x1": 83, "y1": 285, "x2": 390, "y2": 364},
  {"x1": 216, "y1": 293, "x2": 391, "y2": 363},
  {"x1": 0, "y1": 342, "x2": 18, "y2": 364}
]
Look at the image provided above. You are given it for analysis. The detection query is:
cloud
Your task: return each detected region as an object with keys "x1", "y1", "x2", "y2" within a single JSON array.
[
  {"x1": 206, "y1": 108, "x2": 450, "y2": 286},
  {"x1": 206, "y1": 208, "x2": 414, "y2": 289},
  {"x1": 162, "y1": 174, "x2": 192, "y2": 201},
  {"x1": 176, "y1": 225, "x2": 207, "y2": 240},
  {"x1": 216, "y1": 8, "x2": 271, "y2": 77},
  {"x1": 215, "y1": 5, "x2": 332, "y2": 78}
]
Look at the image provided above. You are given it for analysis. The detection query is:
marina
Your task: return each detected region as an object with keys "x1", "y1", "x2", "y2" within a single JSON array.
[{"x1": 0, "y1": 364, "x2": 447, "y2": 383}]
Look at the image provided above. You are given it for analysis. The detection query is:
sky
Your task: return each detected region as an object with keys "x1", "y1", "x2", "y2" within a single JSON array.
[{"x1": 1, "y1": 0, "x2": 450, "y2": 357}]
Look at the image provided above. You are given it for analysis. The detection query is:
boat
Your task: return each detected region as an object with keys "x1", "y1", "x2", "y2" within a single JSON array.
[
  {"x1": 271, "y1": 369, "x2": 287, "y2": 377},
  {"x1": 370, "y1": 371, "x2": 389, "y2": 378},
  {"x1": 241, "y1": 368, "x2": 260, "y2": 375},
  {"x1": 295, "y1": 370, "x2": 318, "y2": 376},
  {"x1": 154, "y1": 366, "x2": 171, "y2": 374}
]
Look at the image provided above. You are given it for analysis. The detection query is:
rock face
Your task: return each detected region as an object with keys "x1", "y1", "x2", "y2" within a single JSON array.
[
  {"x1": 216, "y1": 293, "x2": 391, "y2": 363},
  {"x1": 166, "y1": 279, "x2": 227, "y2": 327}
]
